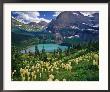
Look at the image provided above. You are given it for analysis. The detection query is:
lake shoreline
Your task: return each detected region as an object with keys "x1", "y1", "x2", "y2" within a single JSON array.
[{"x1": 21, "y1": 43, "x2": 69, "y2": 53}]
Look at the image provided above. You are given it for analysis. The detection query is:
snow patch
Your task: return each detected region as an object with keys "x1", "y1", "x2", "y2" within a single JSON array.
[
  {"x1": 15, "y1": 25, "x2": 22, "y2": 27},
  {"x1": 74, "y1": 35, "x2": 79, "y2": 38},
  {"x1": 73, "y1": 12, "x2": 79, "y2": 16},
  {"x1": 70, "y1": 26, "x2": 79, "y2": 29},
  {"x1": 93, "y1": 24, "x2": 99, "y2": 27},
  {"x1": 82, "y1": 23, "x2": 86, "y2": 24},
  {"x1": 67, "y1": 35, "x2": 79, "y2": 38},
  {"x1": 68, "y1": 36, "x2": 74, "y2": 38},
  {"x1": 49, "y1": 31, "x2": 52, "y2": 33}
]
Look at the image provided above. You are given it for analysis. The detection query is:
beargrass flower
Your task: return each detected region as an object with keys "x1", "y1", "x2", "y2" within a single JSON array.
[
  {"x1": 48, "y1": 78, "x2": 53, "y2": 81},
  {"x1": 55, "y1": 79, "x2": 59, "y2": 81},
  {"x1": 49, "y1": 74, "x2": 54, "y2": 79},
  {"x1": 63, "y1": 79, "x2": 66, "y2": 81}
]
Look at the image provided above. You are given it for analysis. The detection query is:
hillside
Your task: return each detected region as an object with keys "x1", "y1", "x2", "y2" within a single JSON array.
[{"x1": 11, "y1": 17, "x2": 47, "y2": 32}]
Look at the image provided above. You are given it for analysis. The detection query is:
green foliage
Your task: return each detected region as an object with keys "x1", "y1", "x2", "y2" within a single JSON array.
[
  {"x1": 11, "y1": 41, "x2": 99, "y2": 81},
  {"x1": 12, "y1": 18, "x2": 43, "y2": 32}
]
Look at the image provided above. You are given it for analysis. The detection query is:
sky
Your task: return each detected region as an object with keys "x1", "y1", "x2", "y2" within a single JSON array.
[{"x1": 11, "y1": 11, "x2": 98, "y2": 24}]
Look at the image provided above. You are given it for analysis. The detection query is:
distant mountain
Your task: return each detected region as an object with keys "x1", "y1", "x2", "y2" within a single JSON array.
[
  {"x1": 47, "y1": 11, "x2": 99, "y2": 32},
  {"x1": 11, "y1": 11, "x2": 99, "y2": 45},
  {"x1": 11, "y1": 17, "x2": 48, "y2": 32},
  {"x1": 28, "y1": 22, "x2": 38, "y2": 26},
  {"x1": 37, "y1": 21, "x2": 48, "y2": 27},
  {"x1": 46, "y1": 11, "x2": 99, "y2": 42},
  {"x1": 28, "y1": 21, "x2": 48, "y2": 28}
]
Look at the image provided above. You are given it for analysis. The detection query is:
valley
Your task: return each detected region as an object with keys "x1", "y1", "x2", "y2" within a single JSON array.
[{"x1": 11, "y1": 11, "x2": 99, "y2": 81}]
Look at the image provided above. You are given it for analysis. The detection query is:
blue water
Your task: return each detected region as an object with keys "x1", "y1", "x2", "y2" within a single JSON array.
[{"x1": 21, "y1": 44, "x2": 68, "y2": 53}]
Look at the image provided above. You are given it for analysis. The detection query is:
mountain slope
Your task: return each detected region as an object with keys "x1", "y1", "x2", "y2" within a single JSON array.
[
  {"x1": 46, "y1": 11, "x2": 99, "y2": 42},
  {"x1": 11, "y1": 17, "x2": 47, "y2": 32}
]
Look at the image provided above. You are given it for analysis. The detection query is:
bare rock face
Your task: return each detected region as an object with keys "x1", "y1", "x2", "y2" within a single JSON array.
[
  {"x1": 28, "y1": 21, "x2": 47, "y2": 27},
  {"x1": 37, "y1": 21, "x2": 48, "y2": 27},
  {"x1": 46, "y1": 11, "x2": 99, "y2": 42},
  {"x1": 28, "y1": 22, "x2": 38, "y2": 27},
  {"x1": 47, "y1": 11, "x2": 99, "y2": 32}
]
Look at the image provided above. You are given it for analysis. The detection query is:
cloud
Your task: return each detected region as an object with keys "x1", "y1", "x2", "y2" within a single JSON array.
[
  {"x1": 12, "y1": 11, "x2": 51, "y2": 24},
  {"x1": 24, "y1": 11, "x2": 40, "y2": 18},
  {"x1": 39, "y1": 18, "x2": 51, "y2": 23},
  {"x1": 53, "y1": 11, "x2": 61, "y2": 17},
  {"x1": 32, "y1": 17, "x2": 51, "y2": 23},
  {"x1": 80, "y1": 11, "x2": 98, "y2": 17}
]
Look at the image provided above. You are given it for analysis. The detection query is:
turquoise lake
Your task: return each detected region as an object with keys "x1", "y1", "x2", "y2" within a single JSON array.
[{"x1": 21, "y1": 44, "x2": 68, "y2": 53}]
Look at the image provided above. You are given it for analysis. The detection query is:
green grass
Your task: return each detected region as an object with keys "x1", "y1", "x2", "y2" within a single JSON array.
[{"x1": 11, "y1": 46, "x2": 99, "y2": 81}]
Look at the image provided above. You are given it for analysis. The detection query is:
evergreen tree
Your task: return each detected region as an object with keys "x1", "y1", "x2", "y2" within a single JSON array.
[
  {"x1": 57, "y1": 47, "x2": 62, "y2": 59},
  {"x1": 41, "y1": 45, "x2": 47, "y2": 62},
  {"x1": 35, "y1": 45, "x2": 39, "y2": 56}
]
